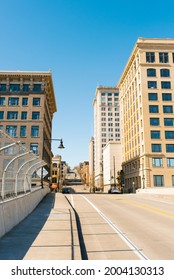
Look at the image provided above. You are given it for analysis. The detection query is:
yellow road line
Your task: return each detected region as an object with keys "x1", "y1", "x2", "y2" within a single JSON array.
[{"x1": 120, "y1": 199, "x2": 174, "y2": 218}]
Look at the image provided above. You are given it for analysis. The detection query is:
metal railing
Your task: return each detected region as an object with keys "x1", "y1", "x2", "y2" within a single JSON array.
[{"x1": 0, "y1": 129, "x2": 45, "y2": 200}]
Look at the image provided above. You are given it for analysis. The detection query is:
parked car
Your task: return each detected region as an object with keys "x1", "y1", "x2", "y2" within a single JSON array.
[
  {"x1": 62, "y1": 187, "x2": 70, "y2": 194},
  {"x1": 108, "y1": 187, "x2": 121, "y2": 194}
]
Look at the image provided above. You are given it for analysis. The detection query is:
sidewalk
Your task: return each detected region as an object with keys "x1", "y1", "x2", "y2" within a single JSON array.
[{"x1": 0, "y1": 192, "x2": 81, "y2": 260}]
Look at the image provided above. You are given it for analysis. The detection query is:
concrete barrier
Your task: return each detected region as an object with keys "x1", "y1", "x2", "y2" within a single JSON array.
[{"x1": 0, "y1": 187, "x2": 50, "y2": 238}]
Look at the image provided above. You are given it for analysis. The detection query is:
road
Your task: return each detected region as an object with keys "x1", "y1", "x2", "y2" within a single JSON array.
[{"x1": 65, "y1": 187, "x2": 174, "y2": 260}]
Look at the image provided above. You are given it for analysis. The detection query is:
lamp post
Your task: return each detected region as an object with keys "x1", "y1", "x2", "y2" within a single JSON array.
[{"x1": 41, "y1": 138, "x2": 65, "y2": 188}]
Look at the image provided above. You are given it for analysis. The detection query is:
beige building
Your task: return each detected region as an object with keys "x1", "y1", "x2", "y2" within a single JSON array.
[
  {"x1": 93, "y1": 86, "x2": 120, "y2": 189},
  {"x1": 103, "y1": 141, "x2": 122, "y2": 192},
  {"x1": 89, "y1": 136, "x2": 95, "y2": 188},
  {"x1": 0, "y1": 70, "x2": 57, "y2": 185},
  {"x1": 118, "y1": 38, "x2": 174, "y2": 189}
]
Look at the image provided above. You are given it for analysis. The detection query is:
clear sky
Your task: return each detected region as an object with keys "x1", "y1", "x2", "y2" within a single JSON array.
[{"x1": 1, "y1": 0, "x2": 174, "y2": 168}]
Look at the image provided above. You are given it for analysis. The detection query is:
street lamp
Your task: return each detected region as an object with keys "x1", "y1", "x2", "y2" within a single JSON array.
[{"x1": 41, "y1": 138, "x2": 65, "y2": 188}]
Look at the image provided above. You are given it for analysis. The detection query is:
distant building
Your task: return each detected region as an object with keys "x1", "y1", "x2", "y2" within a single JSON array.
[
  {"x1": 93, "y1": 86, "x2": 120, "y2": 189},
  {"x1": 0, "y1": 70, "x2": 57, "y2": 185},
  {"x1": 118, "y1": 38, "x2": 174, "y2": 189}
]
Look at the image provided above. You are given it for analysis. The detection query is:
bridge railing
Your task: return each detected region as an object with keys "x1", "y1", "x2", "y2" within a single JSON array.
[{"x1": 0, "y1": 129, "x2": 45, "y2": 201}]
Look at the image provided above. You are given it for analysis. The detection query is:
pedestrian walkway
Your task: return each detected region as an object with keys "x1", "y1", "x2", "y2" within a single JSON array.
[{"x1": 0, "y1": 192, "x2": 81, "y2": 260}]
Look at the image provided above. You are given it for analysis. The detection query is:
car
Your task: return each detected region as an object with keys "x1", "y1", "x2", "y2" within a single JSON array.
[
  {"x1": 62, "y1": 187, "x2": 70, "y2": 194},
  {"x1": 108, "y1": 187, "x2": 121, "y2": 194}
]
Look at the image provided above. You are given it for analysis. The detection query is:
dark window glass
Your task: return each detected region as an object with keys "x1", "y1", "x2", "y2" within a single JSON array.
[
  {"x1": 149, "y1": 105, "x2": 159, "y2": 113},
  {"x1": 8, "y1": 97, "x2": 19, "y2": 106},
  {"x1": 164, "y1": 118, "x2": 174, "y2": 126},
  {"x1": 22, "y1": 98, "x2": 28, "y2": 106},
  {"x1": 31, "y1": 126, "x2": 39, "y2": 137},
  {"x1": 151, "y1": 131, "x2": 160, "y2": 139},
  {"x1": 10, "y1": 84, "x2": 20, "y2": 92},
  {"x1": 32, "y1": 112, "x2": 40, "y2": 120},
  {"x1": 160, "y1": 69, "x2": 170, "y2": 77},
  {"x1": 150, "y1": 118, "x2": 160, "y2": 126},
  {"x1": 148, "y1": 93, "x2": 158, "y2": 100},
  {"x1": 20, "y1": 126, "x2": 26, "y2": 137},
  {"x1": 146, "y1": 52, "x2": 155, "y2": 63},
  {"x1": 0, "y1": 84, "x2": 6, "y2": 91},
  {"x1": 166, "y1": 144, "x2": 174, "y2": 152},
  {"x1": 0, "y1": 111, "x2": 4, "y2": 119},
  {"x1": 147, "y1": 68, "x2": 156, "y2": 77},
  {"x1": 7, "y1": 111, "x2": 18, "y2": 119},
  {"x1": 21, "y1": 112, "x2": 27, "y2": 120},
  {"x1": 6, "y1": 126, "x2": 17, "y2": 137},
  {"x1": 162, "y1": 93, "x2": 172, "y2": 101},
  {"x1": 148, "y1": 81, "x2": 157, "y2": 89},
  {"x1": 165, "y1": 131, "x2": 174, "y2": 139},
  {"x1": 33, "y1": 98, "x2": 40, "y2": 106},
  {"x1": 161, "y1": 81, "x2": 171, "y2": 89},
  {"x1": 159, "y1": 52, "x2": 168, "y2": 63},
  {"x1": 163, "y1": 106, "x2": 173, "y2": 113},
  {"x1": 33, "y1": 84, "x2": 42, "y2": 92},
  {"x1": 154, "y1": 175, "x2": 164, "y2": 186},
  {"x1": 30, "y1": 144, "x2": 38, "y2": 154},
  {"x1": 23, "y1": 84, "x2": 29, "y2": 92},
  {"x1": 152, "y1": 144, "x2": 161, "y2": 152},
  {"x1": 0, "y1": 97, "x2": 5, "y2": 105}
]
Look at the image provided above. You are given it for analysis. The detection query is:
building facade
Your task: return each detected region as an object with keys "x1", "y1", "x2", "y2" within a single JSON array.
[
  {"x1": 89, "y1": 136, "x2": 95, "y2": 188},
  {"x1": 0, "y1": 70, "x2": 57, "y2": 185},
  {"x1": 93, "y1": 86, "x2": 120, "y2": 189},
  {"x1": 103, "y1": 141, "x2": 122, "y2": 192},
  {"x1": 118, "y1": 38, "x2": 174, "y2": 189}
]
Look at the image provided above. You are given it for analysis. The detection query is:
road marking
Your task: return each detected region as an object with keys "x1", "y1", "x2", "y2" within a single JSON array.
[
  {"x1": 120, "y1": 199, "x2": 174, "y2": 218},
  {"x1": 70, "y1": 194, "x2": 75, "y2": 208},
  {"x1": 81, "y1": 195, "x2": 149, "y2": 260}
]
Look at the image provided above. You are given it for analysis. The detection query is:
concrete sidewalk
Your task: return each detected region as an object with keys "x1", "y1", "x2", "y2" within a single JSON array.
[{"x1": 0, "y1": 192, "x2": 81, "y2": 260}]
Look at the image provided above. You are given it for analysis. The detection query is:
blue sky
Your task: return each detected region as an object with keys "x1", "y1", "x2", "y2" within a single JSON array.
[{"x1": 1, "y1": 0, "x2": 174, "y2": 168}]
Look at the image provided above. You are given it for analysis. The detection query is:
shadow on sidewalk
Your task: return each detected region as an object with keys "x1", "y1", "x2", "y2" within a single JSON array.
[{"x1": 0, "y1": 192, "x2": 55, "y2": 260}]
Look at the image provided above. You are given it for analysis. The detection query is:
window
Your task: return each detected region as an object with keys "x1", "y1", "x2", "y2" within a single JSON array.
[
  {"x1": 147, "y1": 68, "x2": 156, "y2": 77},
  {"x1": 151, "y1": 131, "x2": 160, "y2": 139},
  {"x1": 163, "y1": 106, "x2": 173, "y2": 113},
  {"x1": 0, "y1": 97, "x2": 5, "y2": 105},
  {"x1": 33, "y1": 84, "x2": 42, "y2": 92},
  {"x1": 101, "y1": 93, "x2": 105, "y2": 96},
  {"x1": 0, "y1": 84, "x2": 6, "y2": 91},
  {"x1": 148, "y1": 81, "x2": 157, "y2": 89},
  {"x1": 152, "y1": 158, "x2": 163, "y2": 167},
  {"x1": 164, "y1": 118, "x2": 174, "y2": 126},
  {"x1": 21, "y1": 111, "x2": 27, "y2": 120},
  {"x1": 146, "y1": 52, "x2": 155, "y2": 63},
  {"x1": 33, "y1": 98, "x2": 40, "y2": 106},
  {"x1": 22, "y1": 98, "x2": 28, "y2": 106},
  {"x1": 30, "y1": 144, "x2": 38, "y2": 154},
  {"x1": 160, "y1": 69, "x2": 170, "y2": 77},
  {"x1": 101, "y1": 97, "x2": 105, "y2": 103},
  {"x1": 6, "y1": 126, "x2": 17, "y2": 137},
  {"x1": 32, "y1": 112, "x2": 40, "y2": 120},
  {"x1": 20, "y1": 126, "x2": 26, "y2": 137},
  {"x1": 166, "y1": 144, "x2": 174, "y2": 152},
  {"x1": 148, "y1": 93, "x2": 158, "y2": 100},
  {"x1": 7, "y1": 111, "x2": 18, "y2": 120},
  {"x1": 154, "y1": 175, "x2": 164, "y2": 187},
  {"x1": 31, "y1": 126, "x2": 39, "y2": 137},
  {"x1": 165, "y1": 131, "x2": 174, "y2": 139},
  {"x1": 161, "y1": 81, "x2": 171, "y2": 89},
  {"x1": 150, "y1": 118, "x2": 160, "y2": 126},
  {"x1": 159, "y1": 52, "x2": 168, "y2": 63},
  {"x1": 162, "y1": 93, "x2": 172, "y2": 101},
  {"x1": 10, "y1": 84, "x2": 20, "y2": 92},
  {"x1": 8, "y1": 97, "x2": 19, "y2": 106},
  {"x1": 23, "y1": 84, "x2": 29, "y2": 92},
  {"x1": 149, "y1": 105, "x2": 159, "y2": 113},
  {"x1": 152, "y1": 144, "x2": 161, "y2": 152},
  {"x1": 108, "y1": 93, "x2": 112, "y2": 96},
  {"x1": 167, "y1": 158, "x2": 174, "y2": 167},
  {"x1": 0, "y1": 111, "x2": 4, "y2": 119},
  {"x1": 114, "y1": 92, "x2": 119, "y2": 96}
]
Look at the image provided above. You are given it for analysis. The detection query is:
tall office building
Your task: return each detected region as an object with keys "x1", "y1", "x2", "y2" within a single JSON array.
[
  {"x1": 93, "y1": 86, "x2": 120, "y2": 189},
  {"x1": 0, "y1": 70, "x2": 57, "y2": 184},
  {"x1": 118, "y1": 38, "x2": 174, "y2": 189}
]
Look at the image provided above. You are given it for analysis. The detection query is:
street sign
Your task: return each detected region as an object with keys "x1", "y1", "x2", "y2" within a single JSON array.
[{"x1": 37, "y1": 167, "x2": 48, "y2": 178}]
